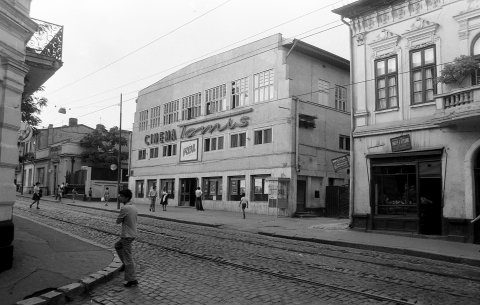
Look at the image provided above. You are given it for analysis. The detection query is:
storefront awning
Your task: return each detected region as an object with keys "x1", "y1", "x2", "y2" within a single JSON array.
[{"x1": 366, "y1": 148, "x2": 444, "y2": 159}]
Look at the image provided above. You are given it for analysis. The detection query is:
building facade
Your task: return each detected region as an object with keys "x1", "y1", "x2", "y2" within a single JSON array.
[
  {"x1": 334, "y1": 0, "x2": 480, "y2": 242},
  {"x1": 0, "y1": 0, "x2": 63, "y2": 271},
  {"x1": 129, "y1": 34, "x2": 350, "y2": 216}
]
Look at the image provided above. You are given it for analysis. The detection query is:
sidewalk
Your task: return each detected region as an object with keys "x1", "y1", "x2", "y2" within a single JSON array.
[{"x1": 10, "y1": 194, "x2": 480, "y2": 304}]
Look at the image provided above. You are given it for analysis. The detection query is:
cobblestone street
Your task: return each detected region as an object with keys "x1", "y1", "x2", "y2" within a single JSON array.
[{"x1": 13, "y1": 200, "x2": 480, "y2": 305}]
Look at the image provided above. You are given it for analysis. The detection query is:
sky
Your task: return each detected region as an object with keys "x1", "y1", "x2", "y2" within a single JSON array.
[{"x1": 30, "y1": 0, "x2": 352, "y2": 131}]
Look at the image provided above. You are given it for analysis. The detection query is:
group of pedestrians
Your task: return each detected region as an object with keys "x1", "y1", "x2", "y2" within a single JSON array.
[{"x1": 148, "y1": 186, "x2": 169, "y2": 212}]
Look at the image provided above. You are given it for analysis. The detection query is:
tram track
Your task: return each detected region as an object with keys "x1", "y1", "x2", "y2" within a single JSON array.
[{"x1": 14, "y1": 203, "x2": 480, "y2": 304}]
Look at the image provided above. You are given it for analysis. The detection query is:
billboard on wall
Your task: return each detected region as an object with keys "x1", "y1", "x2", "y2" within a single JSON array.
[{"x1": 179, "y1": 139, "x2": 199, "y2": 162}]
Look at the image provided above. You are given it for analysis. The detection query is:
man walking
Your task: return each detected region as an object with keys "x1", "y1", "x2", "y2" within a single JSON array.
[{"x1": 115, "y1": 189, "x2": 139, "y2": 287}]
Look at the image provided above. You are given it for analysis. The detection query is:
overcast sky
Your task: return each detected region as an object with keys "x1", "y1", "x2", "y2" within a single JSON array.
[{"x1": 30, "y1": 0, "x2": 352, "y2": 131}]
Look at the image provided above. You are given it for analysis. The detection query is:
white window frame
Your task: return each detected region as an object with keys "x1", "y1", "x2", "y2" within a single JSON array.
[
  {"x1": 164, "y1": 100, "x2": 179, "y2": 125},
  {"x1": 335, "y1": 85, "x2": 347, "y2": 111},
  {"x1": 318, "y1": 79, "x2": 329, "y2": 105},
  {"x1": 206, "y1": 84, "x2": 226, "y2": 115},
  {"x1": 204, "y1": 135, "x2": 224, "y2": 152},
  {"x1": 254, "y1": 128, "x2": 272, "y2": 145},
  {"x1": 230, "y1": 132, "x2": 247, "y2": 148},
  {"x1": 138, "y1": 149, "x2": 146, "y2": 160},
  {"x1": 150, "y1": 106, "x2": 161, "y2": 129},
  {"x1": 139, "y1": 110, "x2": 149, "y2": 131},
  {"x1": 231, "y1": 77, "x2": 249, "y2": 109},
  {"x1": 162, "y1": 144, "x2": 177, "y2": 157},
  {"x1": 253, "y1": 69, "x2": 274, "y2": 103},
  {"x1": 182, "y1": 93, "x2": 201, "y2": 121}
]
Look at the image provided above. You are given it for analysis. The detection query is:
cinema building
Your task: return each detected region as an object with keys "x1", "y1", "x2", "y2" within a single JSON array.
[{"x1": 129, "y1": 34, "x2": 350, "y2": 216}]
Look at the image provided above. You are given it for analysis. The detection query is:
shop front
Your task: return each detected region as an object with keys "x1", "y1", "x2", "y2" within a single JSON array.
[{"x1": 368, "y1": 149, "x2": 443, "y2": 235}]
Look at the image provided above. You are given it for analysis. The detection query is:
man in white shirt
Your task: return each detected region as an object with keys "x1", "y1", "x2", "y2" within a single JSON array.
[
  {"x1": 195, "y1": 187, "x2": 204, "y2": 211},
  {"x1": 115, "y1": 189, "x2": 138, "y2": 287}
]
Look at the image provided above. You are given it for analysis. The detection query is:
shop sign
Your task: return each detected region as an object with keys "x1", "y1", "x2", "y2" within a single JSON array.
[
  {"x1": 332, "y1": 155, "x2": 349, "y2": 172},
  {"x1": 179, "y1": 139, "x2": 198, "y2": 162},
  {"x1": 49, "y1": 146, "x2": 61, "y2": 162},
  {"x1": 145, "y1": 129, "x2": 177, "y2": 145},
  {"x1": 390, "y1": 134, "x2": 412, "y2": 152}
]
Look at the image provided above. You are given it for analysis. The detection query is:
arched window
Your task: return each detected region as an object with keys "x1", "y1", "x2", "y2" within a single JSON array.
[{"x1": 472, "y1": 35, "x2": 480, "y2": 85}]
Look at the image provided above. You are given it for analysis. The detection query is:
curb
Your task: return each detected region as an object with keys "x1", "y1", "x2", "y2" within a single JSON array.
[
  {"x1": 14, "y1": 252, "x2": 122, "y2": 305},
  {"x1": 258, "y1": 232, "x2": 480, "y2": 268}
]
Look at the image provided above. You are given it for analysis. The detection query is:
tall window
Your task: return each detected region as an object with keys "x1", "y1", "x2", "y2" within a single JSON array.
[
  {"x1": 375, "y1": 56, "x2": 398, "y2": 110},
  {"x1": 150, "y1": 106, "x2": 161, "y2": 129},
  {"x1": 149, "y1": 147, "x2": 159, "y2": 158},
  {"x1": 138, "y1": 149, "x2": 146, "y2": 160},
  {"x1": 230, "y1": 132, "x2": 246, "y2": 148},
  {"x1": 204, "y1": 136, "x2": 224, "y2": 152},
  {"x1": 411, "y1": 46, "x2": 436, "y2": 104},
  {"x1": 139, "y1": 110, "x2": 148, "y2": 131},
  {"x1": 318, "y1": 79, "x2": 330, "y2": 105},
  {"x1": 164, "y1": 100, "x2": 179, "y2": 125},
  {"x1": 182, "y1": 93, "x2": 201, "y2": 120},
  {"x1": 254, "y1": 69, "x2": 274, "y2": 103},
  {"x1": 231, "y1": 77, "x2": 249, "y2": 109},
  {"x1": 335, "y1": 85, "x2": 347, "y2": 111},
  {"x1": 339, "y1": 135, "x2": 350, "y2": 150},
  {"x1": 252, "y1": 175, "x2": 270, "y2": 201},
  {"x1": 254, "y1": 128, "x2": 272, "y2": 145},
  {"x1": 163, "y1": 144, "x2": 177, "y2": 157},
  {"x1": 37, "y1": 167, "x2": 45, "y2": 185},
  {"x1": 206, "y1": 84, "x2": 226, "y2": 115}
]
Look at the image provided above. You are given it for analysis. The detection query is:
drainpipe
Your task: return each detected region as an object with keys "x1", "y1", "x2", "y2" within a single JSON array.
[{"x1": 341, "y1": 16, "x2": 355, "y2": 227}]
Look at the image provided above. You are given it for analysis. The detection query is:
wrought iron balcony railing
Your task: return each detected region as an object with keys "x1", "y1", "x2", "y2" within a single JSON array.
[{"x1": 26, "y1": 18, "x2": 63, "y2": 61}]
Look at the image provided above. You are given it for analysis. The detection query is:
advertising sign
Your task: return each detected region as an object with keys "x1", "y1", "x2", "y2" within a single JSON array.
[
  {"x1": 18, "y1": 122, "x2": 33, "y2": 142},
  {"x1": 390, "y1": 134, "x2": 412, "y2": 152},
  {"x1": 179, "y1": 139, "x2": 199, "y2": 162},
  {"x1": 332, "y1": 155, "x2": 350, "y2": 172}
]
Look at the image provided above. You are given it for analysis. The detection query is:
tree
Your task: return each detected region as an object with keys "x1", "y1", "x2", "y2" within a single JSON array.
[
  {"x1": 79, "y1": 125, "x2": 128, "y2": 167},
  {"x1": 437, "y1": 55, "x2": 478, "y2": 87},
  {"x1": 21, "y1": 86, "x2": 48, "y2": 127}
]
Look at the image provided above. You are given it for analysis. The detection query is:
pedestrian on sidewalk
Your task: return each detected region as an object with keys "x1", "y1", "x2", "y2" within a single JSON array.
[
  {"x1": 239, "y1": 193, "x2": 249, "y2": 219},
  {"x1": 55, "y1": 184, "x2": 62, "y2": 202},
  {"x1": 115, "y1": 188, "x2": 139, "y2": 288},
  {"x1": 72, "y1": 188, "x2": 77, "y2": 203},
  {"x1": 30, "y1": 182, "x2": 41, "y2": 209},
  {"x1": 160, "y1": 190, "x2": 169, "y2": 211},
  {"x1": 148, "y1": 185, "x2": 157, "y2": 212},
  {"x1": 104, "y1": 187, "x2": 110, "y2": 206},
  {"x1": 195, "y1": 187, "x2": 204, "y2": 211},
  {"x1": 88, "y1": 187, "x2": 92, "y2": 201}
]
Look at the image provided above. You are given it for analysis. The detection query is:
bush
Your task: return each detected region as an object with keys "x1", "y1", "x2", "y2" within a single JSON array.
[{"x1": 437, "y1": 55, "x2": 478, "y2": 86}]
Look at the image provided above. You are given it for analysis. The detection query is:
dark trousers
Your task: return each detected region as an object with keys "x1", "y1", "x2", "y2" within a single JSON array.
[{"x1": 195, "y1": 197, "x2": 204, "y2": 210}]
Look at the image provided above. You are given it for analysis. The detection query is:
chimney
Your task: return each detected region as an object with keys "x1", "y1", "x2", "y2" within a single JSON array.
[{"x1": 69, "y1": 118, "x2": 78, "y2": 127}]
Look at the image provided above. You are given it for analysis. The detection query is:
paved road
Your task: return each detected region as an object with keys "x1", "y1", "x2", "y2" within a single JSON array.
[{"x1": 13, "y1": 200, "x2": 480, "y2": 305}]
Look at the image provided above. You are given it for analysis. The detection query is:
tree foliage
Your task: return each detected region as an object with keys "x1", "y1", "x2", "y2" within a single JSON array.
[
  {"x1": 21, "y1": 86, "x2": 48, "y2": 127},
  {"x1": 437, "y1": 55, "x2": 478, "y2": 87},
  {"x1": 79, "y1": 125, "x2": 129, "y2": 167}
]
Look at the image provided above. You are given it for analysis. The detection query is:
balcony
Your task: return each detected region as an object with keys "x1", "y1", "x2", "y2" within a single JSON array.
[
  {"x1": 24, "y1": 18, "x2": 63, "y2": 97},
  {"x1": 433, "y1": 85, "x2": 480, "y2": 127}
]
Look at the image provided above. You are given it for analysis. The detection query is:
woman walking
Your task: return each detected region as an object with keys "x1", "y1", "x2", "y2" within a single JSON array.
[
  {"x1": 30, "y1": 182, "x2": 41, "y2": 209},
  {"x1": 160, "y1": 190, "x2": 169, "y2": 211}
]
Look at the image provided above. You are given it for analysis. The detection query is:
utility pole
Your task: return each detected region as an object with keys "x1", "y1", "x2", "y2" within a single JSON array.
[{"x1": 117, "y1": 94, "x2": 122, "y2": 210}]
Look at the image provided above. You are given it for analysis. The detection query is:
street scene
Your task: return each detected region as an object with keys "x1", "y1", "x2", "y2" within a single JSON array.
[
  {"x1": 5, "y1": 196, "x2": 480, "y2": 305},
  {"x1": 2, "y1": 0, "x2": 480, "y2": 304}
]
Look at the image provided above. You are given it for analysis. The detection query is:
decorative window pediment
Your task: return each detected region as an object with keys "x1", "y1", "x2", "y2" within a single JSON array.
[
  {"x1": 369, "y1": 29, "x2": 400, "y2": 58},
  {"x1": 454, "y1": 7, "x2": 480, "y2": 40},
  {"x1": 403, "y1": 17, "x2": 439, "y2": 49}
]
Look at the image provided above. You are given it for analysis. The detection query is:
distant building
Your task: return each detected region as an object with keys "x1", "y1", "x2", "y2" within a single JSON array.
[
  {"x1": 0, "y1": 0, "x2": 63, "y2": 271},
  {"x1": 129, "y1": 34, "x2": 351, "y2": 216},
  {"x1": 18, "y1": 119, "x2": 131, "y2": 200},
  {"x1": 333, "y1": 0, "x2": 480, "y2": 242}
]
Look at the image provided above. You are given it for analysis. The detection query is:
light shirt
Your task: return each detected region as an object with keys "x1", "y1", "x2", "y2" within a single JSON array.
[
  {"x1": 117, "y1": 203, "x2": 138, "y2": 238},
  {"x1": 195, "y1": 189, "x2": 202, "y2": 198},
  {"x1": 34, "y1": 185, "x2": 40, "y2": 194},
  {"x1": 149, "y1": 189, "x2": 157, "y2": 198}
]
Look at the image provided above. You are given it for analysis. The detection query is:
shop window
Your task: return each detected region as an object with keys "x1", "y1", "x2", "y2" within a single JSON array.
[
  {"x1": 410, "y1": 46, "x2": 436, "y2": 104},
  {"x1": 203, "y1": 177, "x2": 222, "y2": 200},
  {"x1": 160, "y1": 179, "x2": 175, "y2": 199},
  {"x1": 229, "y1": 176, "x2": 245, "y2": 201},
  {"x1": 372, "y1": 165, "x2": 417, "y2": 216},
  {"x1": 254, "y1": 128, "x2": 272, "y2": 145},
  {"x1": 149, "y1": 147, "x2": 159, "y2": 158},
  {"x1": 230, "y1": 132, "x2": 246, "y2": 148},
  {"x1": 375, "y1": 56, "x2": 398, "y2": 110},
  {"x1": 138, "y1": 149, "x2": 146, "y2": 160},
  {"x1": 163, "y1": 144, "x2": 177, "y2": 157},
  {"x1": 252, "y1": 175, "x2": 270, "y2": 201},
  {"x1": 135, "y1": 180, "x2": 145, "y2": 198},
  {"x1": 147, "y1": 179, "x2": 157, "y2": 195}
]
